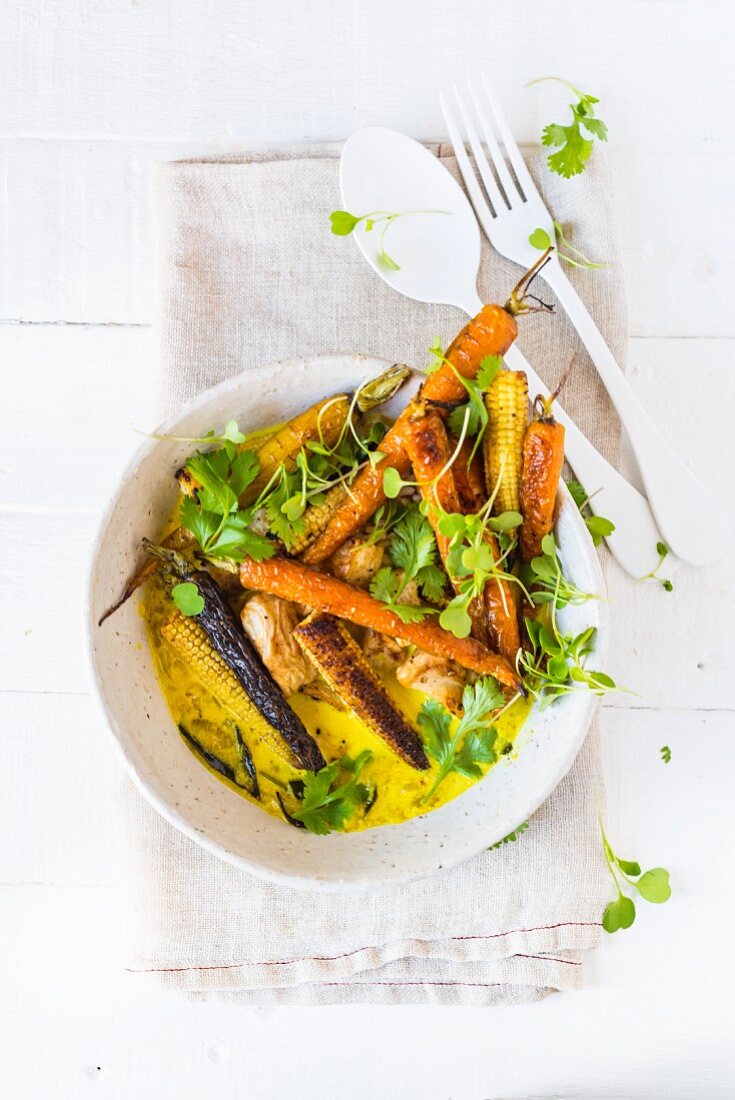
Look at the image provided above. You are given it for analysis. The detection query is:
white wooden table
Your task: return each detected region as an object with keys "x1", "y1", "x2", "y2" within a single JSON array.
[{"x1": 2, "y1": 2, "x2": 734, "y2": 1096}]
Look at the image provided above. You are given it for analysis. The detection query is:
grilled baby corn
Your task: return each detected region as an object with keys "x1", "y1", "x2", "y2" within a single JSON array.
[
  {"x1": 289, "y1": 483, "x2": 350, "y2": 556},
  {"x1": 294, "y1": 612, "x2": 429, "y2": 770},
  {"x1": 160, "y1": 610, "x2": 304, "y2": 768},
  {"x1": 483, "y1": 369, "x2": 528, "y2": 521}
]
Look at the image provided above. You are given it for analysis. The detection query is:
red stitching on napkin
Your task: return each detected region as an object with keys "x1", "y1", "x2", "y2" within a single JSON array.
[
  {"x1": 125, "y1": 921, "x2": 600, "y2": 973},
  {"x1": 323, "y1": 980, "x2": 503, "y2": 989},
  {"x1": 516, "y1": 954, "x2": 581, "y2": 967}
]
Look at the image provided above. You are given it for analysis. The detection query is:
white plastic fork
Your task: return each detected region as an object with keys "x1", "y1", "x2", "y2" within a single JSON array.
[{"x1": 440, "y1": 78, "x2": 727, "y2": 567}]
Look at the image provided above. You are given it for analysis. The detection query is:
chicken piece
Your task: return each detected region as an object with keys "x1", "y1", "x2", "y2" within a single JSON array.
[
  {"x1": 328, "y1": 537, "x2": 384, "y2": 589},
  {"x1": 396, "y1": 650, "x2": 467, "y2": 714},
  {"x1": 240, "y1": 593, "x2": 315, "y2": 696},
  {"x1": 361, "y1": 628, "x2": 406, "y2": 673}
]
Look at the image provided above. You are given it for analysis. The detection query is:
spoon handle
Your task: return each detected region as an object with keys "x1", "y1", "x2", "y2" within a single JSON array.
[{"x1": 504, "y1": 345, "x2": 664, "y2": 578}]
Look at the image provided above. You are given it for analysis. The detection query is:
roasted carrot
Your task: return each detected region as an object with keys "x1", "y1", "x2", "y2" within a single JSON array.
[
  {"x1": 519, "y1": 394, "x2": 566, "y2": 562},
  {"x1": 302, "y1": 302, "x2": 520, "y2": 564},
  {"x1": 98, "y1": 526, "x2": 194, "y2": 626},
  {"x1": 483, "y1": 534, "x2": 521, "y2": 664},
  {"x1": 450, "y1": 436, "x2": 486, "y2": 514},
  {"x1": 403, "y1": 406, "x2": 462, "y2": 558},
  {"x1": 239, "y1": 556, "x2": 520, "y2": 691},
  {"x1": 403, "y1": 407, "x2": 488, "y2": 646}
]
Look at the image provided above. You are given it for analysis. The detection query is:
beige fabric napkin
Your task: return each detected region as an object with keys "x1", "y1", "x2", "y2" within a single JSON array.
[{"x1": 119, "y1": 143, "x2": 626, "y2": 1005}]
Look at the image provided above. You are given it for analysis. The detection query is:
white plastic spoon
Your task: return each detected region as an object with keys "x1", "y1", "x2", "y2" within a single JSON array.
[{"x1": 340, "y1": 126, "x2": 686, "y2": 577}]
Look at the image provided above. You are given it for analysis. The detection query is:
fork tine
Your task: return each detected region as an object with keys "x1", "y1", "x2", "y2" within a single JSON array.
[
  {"x1": 451, "y1": 86, "x2": 506, "y2": 216},
  {"x1": 439, "y1": 92, "x2": 496, "y2": 240},
  {"x1": 466, "y1": 78, "x2": 519, "y2": 207},
  {"x1": 480, "y1": 74, "x2": 542, "y2": 203}
]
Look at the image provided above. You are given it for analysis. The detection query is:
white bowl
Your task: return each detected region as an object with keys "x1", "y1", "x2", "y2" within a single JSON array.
[{"x1": 88, "y1": 353, "x2": 606, "y2": 890}]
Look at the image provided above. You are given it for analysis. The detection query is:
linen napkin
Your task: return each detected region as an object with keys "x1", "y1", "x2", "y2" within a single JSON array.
[{"x1": 118, "y1": 143, "x2": 626, "y2": 1005}]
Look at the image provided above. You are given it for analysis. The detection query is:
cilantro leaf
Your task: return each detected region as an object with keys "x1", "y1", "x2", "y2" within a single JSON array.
[
  {"x1": 206, "y1": 514, "x2": 275, "y2": 563},
  {"x1": 370, "y1": 509, "x2": 446, "y2": 620},
  {"x1": 477, "y1": 355, "x2": 503, "y2": 390},
  {"x1": 388, "y1": 509, "x2": 438, "y2": 579},
  {"x1": 531, "y1": 77, "x2": 607, "y2": 178},
  {"x1": 287, "y1": 753, "x2": 374, "y2": 835},
  {"x1": 418, "y1": 677, "x2": 502, "y2": 802},
  {"x1": 179, "y1": 495, "x2": 219, "y2": 548},
  {"x1": 369, "y1": 567, "x2": 402, "y2": 606},
  {"x1": 416, "y1": 561, "x2": 448, "y2": 604}
]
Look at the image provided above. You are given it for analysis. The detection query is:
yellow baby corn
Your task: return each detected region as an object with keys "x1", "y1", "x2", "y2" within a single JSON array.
[
  {"x1": 483, "y1": 369, "x2": 528, "y2": 519},
  {"x1": 159, "y1": 610, "x2": 300, "y2": 766}
]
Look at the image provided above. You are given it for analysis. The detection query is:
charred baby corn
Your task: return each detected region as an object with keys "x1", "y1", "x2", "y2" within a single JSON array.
[
  {"x1": 160, "y1": 610, "x2": 305, "y2": 768},
  {"x1": 289, "y1": 483, "x2": 349, "y2": 556},
  {"x1": 483, "y1": 369, "x2": 528, "y2": 520},
  {"x1": 294, "y1": 612, "x2": 429, "y2": 770}
]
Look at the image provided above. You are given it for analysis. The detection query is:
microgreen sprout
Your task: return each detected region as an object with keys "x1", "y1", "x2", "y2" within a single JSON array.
[
  {"x1": 638, "y1": 541, "x2": 674, "y2": 592},
  {"x1": 171, "y1": 581, "x2": 204, "y2": 617},
  {"x1": 489, "y1": 820, "x2": 529, "y2": 850},
  {"x1": 599, "y1": 810, "x2": 672, "y2": 933},
  {"x1": 566, "y1": 480, "x2": 616, "y2": 546},
  {"x1": 519, "y1": 616, "x2": 617, "y2": 708},
  {"x1": 522, "y1": 533, "x2": 597, "y2": 609},
  {"x1": 329, "y1": 208, "x2": 450, "y2": 271},
  {"x1": 529, "y1": 222, "x2": 610, "y2": 270},
  {"x1": 141, "y1": 420, "x2": 275, "y2": 461},
  {"x1": 436, "y1": 492, "x2": 526, "y2": 639}
]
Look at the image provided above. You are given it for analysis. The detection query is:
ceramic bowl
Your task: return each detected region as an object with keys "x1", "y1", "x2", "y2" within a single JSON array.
[{"x1": 87, "y1": 353, "x2": 606, "y2": 889}]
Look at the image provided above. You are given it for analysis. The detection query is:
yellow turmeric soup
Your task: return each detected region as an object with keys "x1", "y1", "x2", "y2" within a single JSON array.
[{"x1": 143, "y1": 576, "x2": 531, "y2": 832}]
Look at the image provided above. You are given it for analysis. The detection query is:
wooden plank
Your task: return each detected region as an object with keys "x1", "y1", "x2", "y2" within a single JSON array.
[
  {"x1": 1, "y1": 138, "x2": 734, "y2": 335},
  {"x1": 0, "y1": 695, "x2": 117, "y2": 886},
  {"x1": 1, "y1": 0, "x2": 733, "y2": 145},
  {"x1": 1, "y1": 322, "x2": 150, "y2": 511}
]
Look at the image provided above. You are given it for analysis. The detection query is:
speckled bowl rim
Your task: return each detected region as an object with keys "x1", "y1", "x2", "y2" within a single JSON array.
[{"x1": 86, "y1": 354, "x2": 606, "y2": 891}]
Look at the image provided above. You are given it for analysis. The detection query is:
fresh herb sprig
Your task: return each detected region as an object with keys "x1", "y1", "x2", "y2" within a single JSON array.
[
  {"x1": 329, "y1": 208, "x2": 449, "y2": 271},
  {"x1": 523, "y1": 532, "x2": 597, "y2": 608},
  {"x1": 280, "y1": 751, "x2": 374, "y2": 835},
  {"x1": 520, "y1": 617, "x2": 617, "y2": 708},
  {"x1": 369, "y1": 508, "x2": 446, "y2": 623},
  {"x1": 528, "y1": 76, "x2": 608, "y2": 178},
  {"x1": 143, "y1": 419, "x2": 276, "y2": 460},
  {"x1": 179, "y1": 447, "x2": 275, "y2": 563},
  {"x1": 437, "y1": 502, "x2": 523, "y2": 639},
  {"x1": 529, "y1": 222, "x2": 610, "y2": 270},
  {"x1": 599, "y1": 813, "x2": 672, "y2": 933},
  {"x1": 489, "y1": 820, "x2": 529, "y2": 850},
  {"x1": 660, "y1": 745, "x2": 672, "y2": 764},
  {"x1": 259, "y1": 395, "x2": 385, "y2": 548},
  {"x1": 418, "y1": 678, "x2": 504, "y2": 803},
  {"x1": 567, "y1": 480, "x2": 616, "y2": 546},
  {"x1": 638, "y1": 541, "x2": 674, "y2": 592}
]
